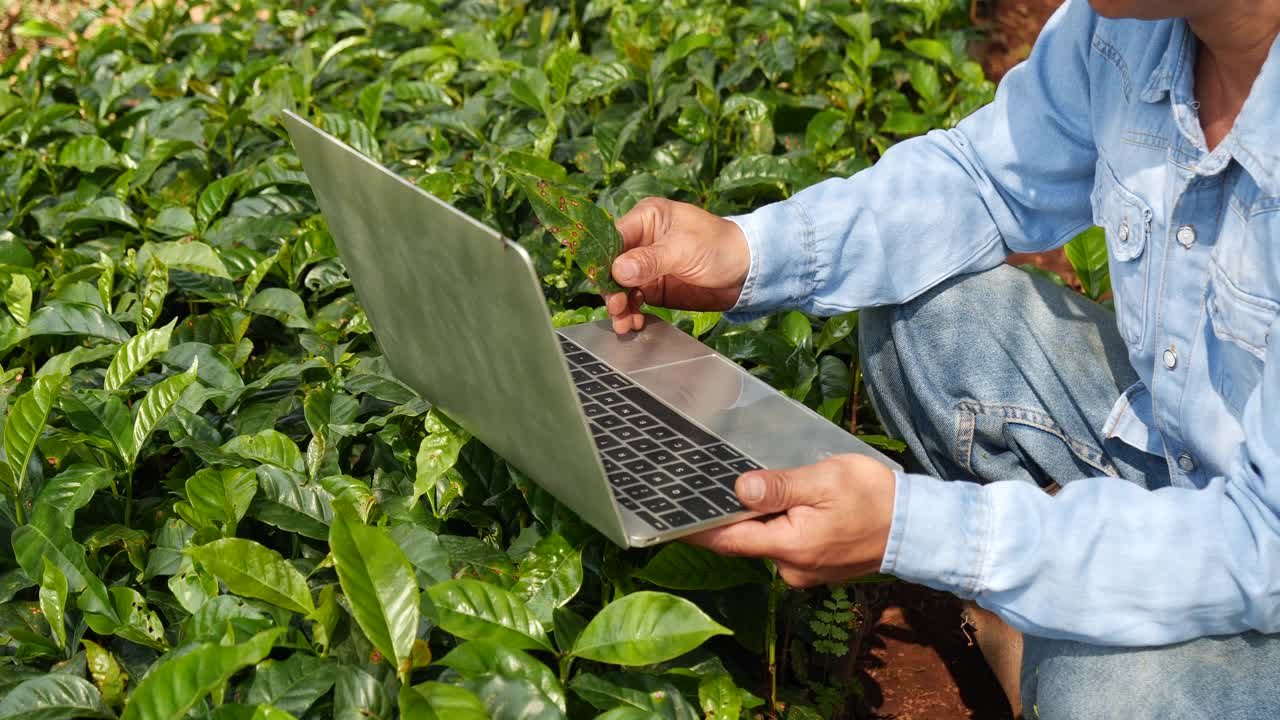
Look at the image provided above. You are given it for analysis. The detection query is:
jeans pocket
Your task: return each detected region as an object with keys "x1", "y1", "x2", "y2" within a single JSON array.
[{"x1": 955, "y1": 401, "x2": 1118, "y2": 490}]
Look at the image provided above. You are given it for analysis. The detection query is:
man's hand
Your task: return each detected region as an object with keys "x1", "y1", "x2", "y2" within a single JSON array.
[
  {"x1": 685, "y1": 454, "x2": 897, "y2": 588},
  {"x1": 605, "y1": 198, "x2": 751, "y2": 334}
]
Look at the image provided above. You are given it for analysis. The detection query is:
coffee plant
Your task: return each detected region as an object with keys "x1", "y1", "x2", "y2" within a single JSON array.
[{"x1": 0, "y1": 0, "x2": 1007, "y2": 717}]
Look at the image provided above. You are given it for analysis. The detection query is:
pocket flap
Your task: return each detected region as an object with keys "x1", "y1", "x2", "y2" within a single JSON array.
[
  {"x1": 1208, "y1": 261, "x2": 1278, "y2": 360},
  {"x1": 1091, "y1": 158, "x2": 1151, "y2": 262}
]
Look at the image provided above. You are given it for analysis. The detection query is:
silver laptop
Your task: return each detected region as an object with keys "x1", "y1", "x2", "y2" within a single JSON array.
[{"x1": 283, "y1": 111, "x2": 899, "y2": 548}]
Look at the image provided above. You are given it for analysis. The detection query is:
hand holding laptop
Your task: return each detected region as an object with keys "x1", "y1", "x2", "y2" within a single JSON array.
[
  {"x1": 603, "y1": 198, "x2": 751, "y2": 334},
  {"x1": 608, "y1": 197, "x2": 898, "y2": 586}
]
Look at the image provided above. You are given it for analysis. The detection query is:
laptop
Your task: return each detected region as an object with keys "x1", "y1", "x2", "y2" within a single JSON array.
[{"x1": 283, "y1": 111, "x2": 899, "y2": 548}]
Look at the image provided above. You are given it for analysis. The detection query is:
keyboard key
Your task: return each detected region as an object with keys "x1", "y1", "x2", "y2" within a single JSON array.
[
  {"x1": 600, "y1": 373, "x2": 629, "y2": 389},
  {"x1": 624, "y1": 485, "x2": 657, "y2": 500},
  {"x1": 609, "y1": 471, "x2": 640, "y2": 488},
  {"x1": 578, "y1": 380, "x2": 606, "y2": 395},
  {"x1": 645, "y1": 426, "x2": 676, "y2": 440},
  {"x1": 617, "y1": 387, "x2": 720, "y2": 446},
  {"x1": 697, "y1": 461, "x2": 732, "y2": 479},
  {"x1": 641, "y1": 497, "x2": 676, "y2": 513},
  {"x1": 729, "y1": 458, "x2": 761, "y2": 473},
  {"x1": 613, "y1": 426, "x2": 643, "y2": 441},
  {"x1": 605, "y1": 446, "x2": 638, "y2": 462},
  {"x1": 584, "y1": 362, "x2": 611, "y2": 376},
  {"x1": 664, "y1": 484, "x2": 694, "y2": 500},
  {"x1": 660, "y1": 509, "x2": 696, "y2": 527},
  {"x1": 571, "y1": 369, "x2": 589, "y2": 384},
  {"x1": 582, "y1": 403, "x2": 605, "y2": 418},
  {"x1": 634, "y1": 510, "x2": 668, "y2": 530},
  {"x1": 647, "y1": 449, "x2": 677, "y2": 466},
  {"x1": 681, "y1": 449, "x2": 713, "y2": 466},
  {"x1": 614, "y1": 404, "x2": 641, "y2": 418},
  {"x1": 595, "y1": 391, "x2": 625, "y2": 406},
  {"x1": 684, "y1": 474, "x2": 716, "y2": 491},
  {"x1": 665, "y1": 437, "x2": 693, "y2": 453},
  {"x1": 623, "y1": 458, "x2": 656, "y2": 475},
  {"x1": 640, "y1": 470, "x2": 678, "y2": 487},
  {"x1": 594, "y1": 434, "x2": 620, "y2": 450},
  {"x1": 629, "y1": 438, "x2": 660, "y2": 453},
  {"x1": 679, "y1": 496, "x2": 721, "y2": 521},
  {"x1": 701, "y1": 487, "x2": 744, "y2": 513},
  {"x1": 597, "y1": 415, "x2": 624, "y2": 429},
  {"x1": 630, "y1": 414, "x2": 658, "y2": 429},
  {"x1": 567, "y1": 352, "x2": 593, "y2": 365},
  {"x1": 603, "y1": 458, "x2": 621, "y2": 474},
  {"x1": 618, "y1": 496, "x2": 639, "y2": 510},
  {"x1": 707, "y1": 444, "x2": 740, "y2": 462},
  {"x1": 664, "y1": 462, "x2": 695, "y2": 478}
]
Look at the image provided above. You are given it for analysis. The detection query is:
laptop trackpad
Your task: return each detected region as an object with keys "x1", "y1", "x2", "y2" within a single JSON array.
[{"x1": 628, "y1": 356, "x2": 890, "y2": 470}]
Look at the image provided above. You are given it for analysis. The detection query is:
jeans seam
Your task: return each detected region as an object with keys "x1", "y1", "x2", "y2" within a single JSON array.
[
  {"x1": 956, "y1": 400, "x2": 1119, "y2": 478},
  {"x1": 955, "y1": 404, "x2": 977, "y2": 477}
]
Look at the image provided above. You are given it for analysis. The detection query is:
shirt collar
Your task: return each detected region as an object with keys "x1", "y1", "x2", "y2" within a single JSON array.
[
  {"x1": 1138, "y1": 20, "x2": 1191, "y2": 104},
  {"x1": 1226, "y1": 32, "x2": 1280, "y2": 195}
]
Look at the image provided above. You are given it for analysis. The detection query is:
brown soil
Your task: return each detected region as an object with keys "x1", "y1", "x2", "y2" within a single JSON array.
[{"x1": 861, "y1": 584, "x2": 1015, "y2": 720}]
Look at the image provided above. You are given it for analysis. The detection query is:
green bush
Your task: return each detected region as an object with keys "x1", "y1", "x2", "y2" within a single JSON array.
[{"x1": 0, "y1": 0, "x2": 994, "y2": 717}]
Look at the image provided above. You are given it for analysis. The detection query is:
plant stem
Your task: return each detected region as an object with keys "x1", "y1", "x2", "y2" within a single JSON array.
[
  {"x1": 124, "y1": 468, "x2": 134, "y2": 528},
  {"x1": 13, "y1": 495, "x2": 23, "y2": 525},
  {"x1": 558, "y1": 655, "x2": 573, "y2": 685},
  {"x1": 767, "y1": 575, "x2": 783, "y2": 716}
]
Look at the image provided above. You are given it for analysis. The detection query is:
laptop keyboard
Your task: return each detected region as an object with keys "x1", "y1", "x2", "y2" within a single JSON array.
[{"x1": 557, "y1": 334, "x2": 760, "y2": 532}]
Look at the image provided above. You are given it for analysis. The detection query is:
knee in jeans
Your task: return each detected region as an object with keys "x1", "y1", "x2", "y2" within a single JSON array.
[{"x1": 1024, "y1": 645, "x2": 1166, "y2": 720}]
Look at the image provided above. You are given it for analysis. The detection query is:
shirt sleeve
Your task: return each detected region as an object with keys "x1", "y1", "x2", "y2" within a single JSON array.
[
  {"x1": 725, "y1": 0, "x2": 1099, "y2": 320},
  {"x1": 884, "y1": 315, "x2": 1280, "y2": 645}
]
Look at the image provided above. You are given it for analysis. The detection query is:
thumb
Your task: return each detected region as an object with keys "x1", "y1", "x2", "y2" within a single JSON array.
[
  {"x1": 612, "y1": 244, "x2": 684, "y2": 287},
  {"x1": 736, "y1": 468, "x2": 826, "y2": 514}
]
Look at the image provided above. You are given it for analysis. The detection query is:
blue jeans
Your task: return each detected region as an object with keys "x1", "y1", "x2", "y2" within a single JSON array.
[{"x1": 858, "y1": 265, "x2": 1280, "y2": 719}]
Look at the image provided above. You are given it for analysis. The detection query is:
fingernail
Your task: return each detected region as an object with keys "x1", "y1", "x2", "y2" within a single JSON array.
[
  {"x1": 614, "y1": 258, "x2": 638, "y2": 283},
  {"x1": 741, "y1": 474, "x2": 765, "y2": 503}
]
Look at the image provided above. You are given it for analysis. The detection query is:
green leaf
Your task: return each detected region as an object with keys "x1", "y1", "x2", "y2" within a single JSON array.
[
  {"x1": 82, "y1": 639, "x2": 128, "y2": 708},
  {"x1": 439, "y1": 641, "x2": 566, "y2": 713},
  {"x1": 33, "y1": 464, "x2": 113, "y2": 518},
  {"x1": 425, "y1": 578, "x2": 552, "y2": 652},
  {"x1": 462, "y1": 674, "x2": 564, "y2": 720},
  {"x1": 4, "y1": 273, "x2": 31, "y2": 326},
  {"x1": 634, "y1": 543, "x2": 770, "y2": 591},
  {"x1": 905, "y1": 37, "x2": 954, "y2": 66},
  {"x1": 129, "y1": 359, "x2": 199, "y2": 464},
  {"x1": 5, "y1": 374, "x2": 62, "y2": 494},
  {"x1": 698, "y1": 674, "x2": 741, "y2": 720},
  {"x1": 569, "y1": 673, "x2": 698, "y2": 720},
  {"x1": 247, "y1": 288, "x2": 311, "y2": 328},
  {"x1": 246, "y1": 655, "x2": 337, "y2": 717},
  {"x1": 398, "y1": 682, "x2": 488, "y2": 720},
  {"x1": 329, "y1": 508, "x2": 419, "y2": 676},
  {"x1": 150, "y1": 207, "x2": 197, "y2": 237},
  {"x1": 816, "y1": 354, "x2": 852, "y2": 422},
  {"x1": 571, "y1": 591, "x2": 731, "y2": 666},
  {"x1": 908, "y1": 60, "x2": 942, "y2": 105},
  {"x1": 815, "y1": 312, "x2": 857, "y2": 354},
  {"x1": 137, "y1": 241, "x2": 231, "y2": 279},
  {"x1": 806, "y1": 109, "x2": 847, "y2": 151},
  {"x1": 27, "y1": 302, "x2": 129, "y2": 342},
  {"x1": 0, "y1": 675, "x2": 112, "y2": 720},
  {"x1": 880, "y1": 110, "x2": 931, "y2": 137},
  {"x1": 713, "y1": 154, "x2": 801, "y2": 195},
  {"x1": 104, "y1": 318, "x2": 176, "y2": 391},
  {"x1": 779, "y1": 311, "x2": 812, "y2": 350},
  {"x1": 58, "y1": 136, "x2": 119, "y2": 173},
  {"x1": 66, "y1": 197, "x2": 139, "y2": 232},
  {"x1": 1064, "y1": 226, "x2": 1110, "y2": 300},
  {"x1": 414, "y1": 414, "x2": 467, "y2": 506},
  {"x1": 512, "y1": 533, "x2": 582, "y2": 625},
  {"x1": 120, "y1": 629, "x2": 281, "y2": 720},
  {"x1": 12, "y1": 507, "x2": 114, "y2": 622},
  {"x1": 250, "y1": 466, "x2": 334, "y2": 540},
  {"x1": 222, "y1": 429, "x2": 306, "y2": 473},
  {"x1": 39, "y1": 558, "x2": 68, "y2": 652},
  {"x1": 568, "y1": 62, "x2": 633, "y2": 104},
  {"x1": 189, "y1": 537, "x2": 314, "y2": 615},
  {"x1": 197, "y1": 175, "x2": 241, "y2": 229},
  {"x1": 137, "y1": 256, "x2": 168, "y2": 331},
  {"x1": 514, "y1": 175, "x2": 623, "y2": 293},
  {"x1": 186, "y1": 467, "x2": 257, "y2": 529},
  {"x1": 58, "y1": 392, "x2": 131, "y2": 462}
]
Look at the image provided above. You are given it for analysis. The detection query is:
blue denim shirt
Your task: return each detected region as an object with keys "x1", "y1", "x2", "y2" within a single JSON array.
[{"x1": 727, "y1": 0, "x2": 1280, "y2": 646}]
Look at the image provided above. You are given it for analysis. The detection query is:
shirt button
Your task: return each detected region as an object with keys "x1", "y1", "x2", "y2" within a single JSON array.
[
  {"x1": 1177, "y1": 452, "x2": 1196, "y2": 473},
  {"x1": 1118, "y1": 221, "x2": 1131, "y2": 243},
  {"x1": 1176, "y1": 225, "x2": 1197, "y2": 248},
  {"x1": 1163, "y1": 346, "x2": 1178, "y2": 369}
]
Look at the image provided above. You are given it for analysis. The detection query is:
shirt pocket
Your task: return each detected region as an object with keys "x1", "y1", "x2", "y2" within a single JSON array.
[
  {"x1": 1091, "y1": 157, "x2": 1153, "y2": 349},
  {"x1": 1206, "y1": 260, "x2": 1277, "y2": 415}
]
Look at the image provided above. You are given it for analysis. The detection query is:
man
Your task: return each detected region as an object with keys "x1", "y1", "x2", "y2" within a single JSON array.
[{"x1": 602, "y1": 0, "x2": 1280, "y2": 717}]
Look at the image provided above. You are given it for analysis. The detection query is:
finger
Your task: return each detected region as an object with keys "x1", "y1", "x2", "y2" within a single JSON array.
[
  {"x1": 612, "y1": 243, "x2": 685, "y2": 288},
  {"x1": 736, "y1": 467, "x2": 833, "y2": 514},
  {"x1": 611, "y1": 314, "x2": 632, "y2": 335},
  {"x1": 605, "y1": 291, "x2": 628, "y2": 316},
  {"x1": 614, "y1": 198, "x2": 665, "y2": 250},
  {"x1": 683, "y1": 518, "x2": 794, "y2": 558}
]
